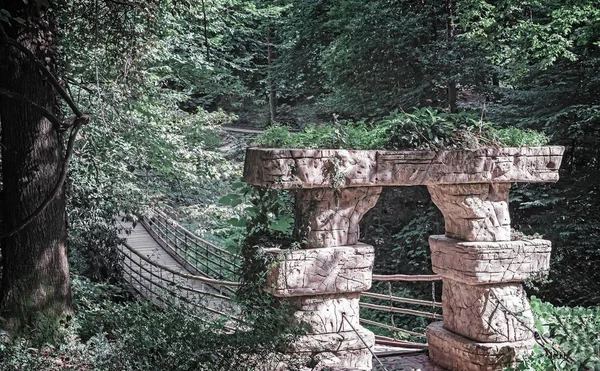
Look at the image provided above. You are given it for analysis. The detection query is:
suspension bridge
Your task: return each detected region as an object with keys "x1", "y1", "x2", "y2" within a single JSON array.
[{"x1": 116, "y1": 209, "x2": 444, "y2": 369}]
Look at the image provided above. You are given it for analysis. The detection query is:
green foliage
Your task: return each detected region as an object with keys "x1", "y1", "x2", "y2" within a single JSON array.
[
  {"x1": 380, "y1": 109, "x2": 493, "y2": 150},
  {"x1": 506, "y1": 297, "x2": 600, "y2": 370},
  {"x1": 0, "y1": 276, "x2": 306, "y2": 370},
  {"x1": 277, "y1": 0, "x2": 494, "y2": 118},
  {"x1": 257, "y1": 108, "x2": 548, "y2": 150},
  {"x1": 494, "y1": 128, "x2": 549, "y2": 147},
  {"x1": 258, "y1": 120, "x2": 388, "y2": 150},
  {"x1": 14, "y1": 0, "x2": 600, "y2": 363},
  {"x1": 219, "y1": 181, "x2": 295, "y2": 247}
]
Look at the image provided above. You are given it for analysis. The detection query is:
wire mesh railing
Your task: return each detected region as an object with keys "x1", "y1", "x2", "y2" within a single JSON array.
[
  {"x1": 118, "y1": 240, "x2": 242, "y2": 330},
  {"x1": 359, "y1": 274, "x2": 443, "y2": 346},
  {"x1": 119, "y1": 210, "x2": 443, "y2": 347},
  {"x1": 143, "y1": 210, "x2": 241, "y2": 284}
]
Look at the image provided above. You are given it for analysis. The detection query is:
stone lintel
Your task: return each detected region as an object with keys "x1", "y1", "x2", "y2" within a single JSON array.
[
  {"x1": 265, "y1": 244, "x2": 374, "y2": 297},
  {"x1": 243, "y1": 146, "x2": 564, "y2": 189},
  {"x1": 430, "y1": 235, "x2": 551, "y2": 284},
  {"x1": 426, "y1": 322, "x2": 534, "y2": 371},
  {"x1": 442, "y1": 280, "x2": 534, "y2": 343}
]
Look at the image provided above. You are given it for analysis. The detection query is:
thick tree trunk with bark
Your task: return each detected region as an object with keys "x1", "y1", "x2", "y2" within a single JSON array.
[{"x1": 0, "y1": 2, "x2": 72, "y2": 332}]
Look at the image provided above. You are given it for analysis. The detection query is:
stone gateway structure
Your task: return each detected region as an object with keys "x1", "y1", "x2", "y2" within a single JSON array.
[{"x1": 243, "y1": 146, "x2": 564, "y2": 370}]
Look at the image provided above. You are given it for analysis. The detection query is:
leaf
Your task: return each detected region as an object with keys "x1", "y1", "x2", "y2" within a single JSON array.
[
  {"x1": 269, "y1": 216, "x2": 293, "y2": 233},
  {"x1": 219, "y1": 194, "x2": 243, "y2": 207},
  {"x1": 226, "y1": 217, "x2": 246, "y2": 228}
]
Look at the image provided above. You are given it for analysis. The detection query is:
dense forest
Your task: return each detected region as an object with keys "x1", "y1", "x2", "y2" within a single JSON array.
[{"x1": 0, "y1": 0, "x2": 599, "y2": 370}]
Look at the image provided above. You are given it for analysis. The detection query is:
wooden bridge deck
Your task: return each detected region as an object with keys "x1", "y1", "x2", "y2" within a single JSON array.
[
  {"x1": 118, "y1": 221, "x2": 236, "y2": 319},
  {"x1": 118, "y1": 217, "x2": 439, "y2": 370}
]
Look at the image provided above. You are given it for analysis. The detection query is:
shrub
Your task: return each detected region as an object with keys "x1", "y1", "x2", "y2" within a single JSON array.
[
  {"x1": 0, "y1": 276, "x2": 307, "y2": 371},
  {"x1": 506, "y1": 297, "x2": 600, "y2": 371}
]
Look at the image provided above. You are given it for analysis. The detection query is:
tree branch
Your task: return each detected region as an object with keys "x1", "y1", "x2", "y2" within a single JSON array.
[
  {"x1": 0, "y1": 21, "x2": 93, "y2": 240},
  {"x1": 0, "y1": 24, "x2": 83, "y2": 118},
  {"x1": 0, "y1": 88, "x2": 63, "y2": 129},
  {"x1": 0, "y1": 115, "x2": 90, "y2": 240}
]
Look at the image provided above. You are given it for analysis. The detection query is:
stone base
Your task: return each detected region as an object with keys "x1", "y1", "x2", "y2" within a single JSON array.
[
  {"x1": 426, "y1": 322, "x2": 534, "y2": 371},
  {"x1": 290, "y1": 294, "x2": 361, "y2": 333},
  {"x1": 291, "y1": 327, "x2": 374, "y2": 370},
  {"x1": 441, "y1": 280, "x2": 534, "y2": 342},
  {"x1": 304, "y1": 349, "x2": 373, "y2": 370}
]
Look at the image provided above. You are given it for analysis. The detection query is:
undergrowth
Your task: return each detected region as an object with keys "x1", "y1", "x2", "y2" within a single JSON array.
[
  {"x1": 0, "y1": 275, "x2": 306, "y2": 371},
  {"x1": 507, "y1": 297, "x2": 600, "y2": 371}
]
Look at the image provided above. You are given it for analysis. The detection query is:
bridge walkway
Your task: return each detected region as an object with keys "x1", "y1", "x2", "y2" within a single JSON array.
[
  {"x1": 117, "y1": 209, "x2": 441, "y2": 369},
  {"x1": 117, "y1": 218, "x2": 238, "y2": 324}
]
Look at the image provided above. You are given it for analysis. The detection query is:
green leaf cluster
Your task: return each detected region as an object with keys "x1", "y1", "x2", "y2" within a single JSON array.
[
  {"x1": 0, "y1": 276, "x2": 307, "y2": 370},
  {"x1": 256, "y1": 108, "x2": 549, "y2": 150},
  {"x1": 508, "y1": 297, "x2": 600, "y2": 370}
]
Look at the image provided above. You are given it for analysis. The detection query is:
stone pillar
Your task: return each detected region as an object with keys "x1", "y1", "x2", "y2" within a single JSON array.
[
  {"x1": 425, "y1": 184, "x2": 551, "y2": 371},
  {"x1": 243, "y1": 146, "x2": 565, "y2": 370},
  {"x1": 265, "y1": 187, "x2": 382, "y2": 370}
]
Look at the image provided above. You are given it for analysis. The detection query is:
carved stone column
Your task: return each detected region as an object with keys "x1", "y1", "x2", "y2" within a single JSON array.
[
  {"x1": 265, "y1": 187, "x2": 381, "y2": 369},
  {"x1": 426, "y1": 184, "x2": 552, "y2": 371},
  {"x1": 294, "y1": 187, "x2": 382, "y2": 248}
]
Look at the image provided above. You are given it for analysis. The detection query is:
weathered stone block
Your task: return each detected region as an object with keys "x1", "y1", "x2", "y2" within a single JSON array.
[
  {"x1": 430, "y1": 235, "x2": 552, "y2": 284},
  {"x1": 243, "y1": 147, "x2": 564, "y2": 189},
  {"x1": 442, "y1": 280, "x2": 534, "y2": 342},
  {"x1": 302, "y1": 349, "x2": 373, "y2": 371},
  {"x1": 265, "y1": 244, "x2": 374, "y2": 297},
  {"x1": 290, "y1": 327, "x2": 375, "y2": 354},
  {"x1": 426, "y1": 322, "x2": 534, "y2": 371},
  {"x1": 244, "y1": 149, "x2": 377, "y2": 189},
  {"x1": 376, "y1": 146, "x2": 563, "y2": 185},
  {"x1": 290, "y1": 294, "x2": 361, "y2": 333},
  {"x1": 428, "y1": 183, "x2": 512, "y2": 241},
  {"x1": 294, "y1": 187, "x2": 382, "y2": 248}
]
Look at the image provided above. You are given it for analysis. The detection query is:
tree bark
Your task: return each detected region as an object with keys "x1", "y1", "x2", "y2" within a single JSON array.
[
  {"x1": 267, "y1": 25, "x2": 277, "y2": 125},
  {"x1": 0, "y1": 1, "x2": 72, "y2": 332},
  {"x1": 201, "y1": 0, "x2": 210, "y2": 61},
  {"x1": 446, "y1": 0, "x2": 458, "y2": 113}
]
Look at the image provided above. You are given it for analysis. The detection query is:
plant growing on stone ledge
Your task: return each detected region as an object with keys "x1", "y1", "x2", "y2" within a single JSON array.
[{"x1": 256, "y1": 108, "x2": 549, "y2": 150}]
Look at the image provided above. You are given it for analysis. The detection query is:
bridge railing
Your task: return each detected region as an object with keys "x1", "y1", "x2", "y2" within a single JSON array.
[
  {"x1": 143, "y1": 210, "x2": 241, "y2": 284},
  {"x1": 122, "y1": 209, "x2": 441, "y2": 346},
  {"x1": 358, "y1": 273, "x2": 443, "y2": 347},
  {"x1": 118, "y1": 239, "x2": 241, "y2": 331}
]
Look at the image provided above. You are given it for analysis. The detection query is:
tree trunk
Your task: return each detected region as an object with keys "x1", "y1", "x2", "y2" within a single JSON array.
[
  {"x1": 447, "y1": 81, "x2": 457, "y2": 113},
  {"x1": 201, "y1": 0, "x2": 210, "y2": 61},
  {"x1": 492, "y1": 75, "x2": 500, "y2": 87},
  {"x1": 267, "y1": 25, "x2": 277, "y2": 125},
  {"x1": 446, "y1": 0, "x2": 458, "y2": 113},
  {"x1": 0, "y1": 2, "x2": 72, "y2": 333}
]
